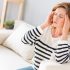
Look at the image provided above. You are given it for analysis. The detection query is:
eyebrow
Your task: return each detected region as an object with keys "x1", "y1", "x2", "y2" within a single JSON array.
[{"x1": 54, "y1": 12, "x2": 65, "y2": 16}]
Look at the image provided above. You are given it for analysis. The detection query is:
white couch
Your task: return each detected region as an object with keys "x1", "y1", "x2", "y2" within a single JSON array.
[
  {"x1": 0, "y1": 20, "x2": 34, "y2": 70},
  {"x1": 0, "y1": 20, "x2": 70, "y2": 70}
]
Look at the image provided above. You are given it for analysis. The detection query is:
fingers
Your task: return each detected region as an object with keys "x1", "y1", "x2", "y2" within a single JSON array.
[
  {"x1": 42, "y1": 11, "x2": 54, "y2": 25},
  {"x1": 48, "y1": 11, "x2": 54, "y2": 23},
  {"x1": 65, "y1": 15, "x2": 70, "y2": 24},
  {"x1": 40, "y1": 11, "x2": 54, "y2": 30},
  {"x1": 62, "y1": 15, "x2": 70, "y2": 40},
  {"x1": 64, "y1": 15, "x2": 70, "y2": 31}
]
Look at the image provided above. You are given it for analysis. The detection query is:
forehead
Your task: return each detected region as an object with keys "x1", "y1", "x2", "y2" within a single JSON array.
[{"x1": 54, "y1": 8, "x2": 66, "y2": 15}]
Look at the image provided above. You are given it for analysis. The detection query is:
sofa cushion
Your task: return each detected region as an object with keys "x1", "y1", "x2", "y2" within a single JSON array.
[
  {"x1": 3, "y1": 21, "x2": 35, "y2": 62},
  {"x1": 0, "y1": 45, "x2": 32, "y2": 70}
]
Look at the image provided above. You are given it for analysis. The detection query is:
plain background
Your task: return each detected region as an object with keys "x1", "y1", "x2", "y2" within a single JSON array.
[{"x1": 0, "y1": 0, "x2": 70, "y2": 26}]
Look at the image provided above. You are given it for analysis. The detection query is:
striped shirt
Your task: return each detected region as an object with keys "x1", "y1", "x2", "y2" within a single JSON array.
[{"x1": 21, "y1": 26, "x2": 70, "y2": 70}]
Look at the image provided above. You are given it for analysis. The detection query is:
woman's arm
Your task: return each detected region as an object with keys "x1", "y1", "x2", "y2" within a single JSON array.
[
  {"x1": 55, "y1": 15, "x2": 70, "y2": 64},
  {"x1": 21, "y1": 12, "x2": 54, "y2": 45},
  {"x1": 21, "y1": 26, "x2": 43, "y2": 45},
  {"x1": 55, "y1": 40, "x2": 70, "y2": 64}
]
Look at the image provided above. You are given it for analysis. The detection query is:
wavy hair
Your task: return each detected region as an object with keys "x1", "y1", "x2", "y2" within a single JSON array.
[{"x1": 52, "y1": 2, "x2": 70, "y2": 32}]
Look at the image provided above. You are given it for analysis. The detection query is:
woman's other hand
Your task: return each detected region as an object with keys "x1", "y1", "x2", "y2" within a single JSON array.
[
  {"x1": 61, "y1": 15, "x2": 70, "y2": 40},
  {"x1": 40, "y1": 12, "x2": 54, "y2": 30}
]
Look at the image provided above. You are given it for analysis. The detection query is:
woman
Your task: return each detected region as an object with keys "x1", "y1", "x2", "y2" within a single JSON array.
[{"x1": 20, "y1": 2, "x2": 70, "y2": 70}]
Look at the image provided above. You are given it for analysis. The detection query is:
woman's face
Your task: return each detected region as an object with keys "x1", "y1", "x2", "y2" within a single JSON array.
[{"x1": 52, "y1": 8, "x2": 66, "y2": 30}]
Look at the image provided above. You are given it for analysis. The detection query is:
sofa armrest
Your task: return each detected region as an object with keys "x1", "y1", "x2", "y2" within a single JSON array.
[
  {"x1": 0, "y1": 29, "x2": 13, "y2": 44},
  {"x1": 38, "y1": 60, "x2": 70, "y2": 70}
]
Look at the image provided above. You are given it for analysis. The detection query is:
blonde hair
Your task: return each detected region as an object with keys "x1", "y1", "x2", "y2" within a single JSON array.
[{"x1": 52, "y1": 2, "x2": 70, "y2": 32}]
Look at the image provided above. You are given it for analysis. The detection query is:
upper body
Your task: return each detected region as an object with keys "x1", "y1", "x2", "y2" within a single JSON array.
[{"x1": 21, "y1": 2, "x2": 70, "y2": 70}]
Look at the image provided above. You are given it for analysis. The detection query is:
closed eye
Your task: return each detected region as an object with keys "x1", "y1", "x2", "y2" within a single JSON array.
[{"x1": 54, "y1": 13, "x2": 64, "y2": 18}]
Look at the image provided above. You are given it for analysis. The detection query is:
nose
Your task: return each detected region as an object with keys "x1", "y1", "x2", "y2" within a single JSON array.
[{"x1": 52, "y1": 23, "x2": 57, "y2": 27}]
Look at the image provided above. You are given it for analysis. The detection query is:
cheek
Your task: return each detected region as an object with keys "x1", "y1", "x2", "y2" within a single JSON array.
[{"x1": 60, "y1": 19, "x2": 64, "y2": 23}]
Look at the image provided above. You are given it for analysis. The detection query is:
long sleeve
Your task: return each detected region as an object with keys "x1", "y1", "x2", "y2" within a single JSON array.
[
  {"x1": 21, "y1": 26, "x2": 43, "y2": 45},
  {"x1": 55, "y1": 40, "x2": 70, "y2": 64}
]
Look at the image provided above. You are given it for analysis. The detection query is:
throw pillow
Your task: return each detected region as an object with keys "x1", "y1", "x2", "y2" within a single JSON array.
[{"x1": 3, "y1": 21, "x2": 35, "y2": 62}]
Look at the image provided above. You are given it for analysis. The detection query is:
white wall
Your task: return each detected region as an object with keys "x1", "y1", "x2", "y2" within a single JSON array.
[
  {"x1": 0, "y1": 0, "x2": 23, "y2": 21},
  {"x1": 0, "y1": 0, "x2": 3, "y2": 17},
  {"x1": 23, "y1": 0, "x2": 70, "y2": 26},
  {"x1": 0, "y1": 0, "x2": 70, "y2": 26}
]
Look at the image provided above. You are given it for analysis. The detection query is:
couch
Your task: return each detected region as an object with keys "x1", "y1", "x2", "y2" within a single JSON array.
[
  {"x1": 0, "y1": 20, "x2": 70, "y2": 70},
  {"x1": 0, "y1": 20, "x2": 34, "y2": 70}
]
